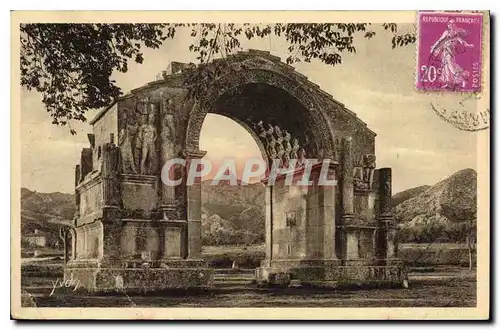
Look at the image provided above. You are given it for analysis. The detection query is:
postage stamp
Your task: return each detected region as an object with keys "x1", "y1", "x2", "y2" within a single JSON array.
[{"x1": 416, "y1": 12, "x2": 483, "y2": 92}]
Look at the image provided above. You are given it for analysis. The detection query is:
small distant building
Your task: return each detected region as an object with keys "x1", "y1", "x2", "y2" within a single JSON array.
[{"x1": 23, "y1": 229, "x2": 47, "y2": 247}]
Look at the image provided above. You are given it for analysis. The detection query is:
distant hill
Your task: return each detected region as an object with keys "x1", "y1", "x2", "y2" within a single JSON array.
[
  {"x1": 392, "y1": 185, "x2": 431, "y2": 208},
  {"x1": 20, "y1": 183, "x2": 265, "y2": 247},
  {"x1": 394, "y1": 169, "x2": 477, "y2": 223},
  {"x1": 394, "y1": 169, "x2": 477, "y2": 243},
  {"x1": 201, "y1": 180, "x2": 265, "y2": 246},
  {"x1": 21, "y1": 188, "x2": 75, "y2": 248},
  {"x1": 21, "y1": 188, "x2": 75, "y2": 221}
]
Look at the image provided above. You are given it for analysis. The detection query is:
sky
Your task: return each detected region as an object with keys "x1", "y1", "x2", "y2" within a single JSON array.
[{"x1": 20, "y1": 24, "x2": 479, "y2": 194}]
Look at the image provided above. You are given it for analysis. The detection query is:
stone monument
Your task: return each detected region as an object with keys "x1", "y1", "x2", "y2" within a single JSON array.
[{"x1": 66, "y1": 49, "x2": 406, "y2": 291}]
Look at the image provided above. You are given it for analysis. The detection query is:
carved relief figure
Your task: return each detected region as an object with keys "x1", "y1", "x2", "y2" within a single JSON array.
[
  {"x1": 162, "y1": 114, "x2": 176, "y2": 160},
  {"x1": 353, "y1": 167, "x2": 366, "y2": 190},
  {"x1": 276, "y1": 142, "x2": 285, "y2": 162},
  {"x1": 274, "y1": 125, "x2": 283, "y2": 144},
  {"x1": 282, "y1": 130, "x2": 292, "y2": 168},
  {"x1": 297, "y1": 147, "x2": 306, "y2": 166},
  {"x1": 353, "y1": 154, "x2": 377, "y2": 190},
  {"x1": 282, "y1": 152, "x2": 290, "y2": 168},
  {"x1": 256, "y1": 121, "x2": 266, "y2": 138},
  {"x1": 290, "y1": 138, "x2": 299, "y2": 160},
  {"x1": 317, "y1": 148, "x2": 325, "y2": 160},
  {"x1": 132, "y1": 102, "x2": 145, "y2": 169},
  {"x1": 267, "y1": 138, "x2": 277, "y2": 159},
  {"x1": 160, "y1": 94, "x2": 177, "y2": 163},
  {"x1": 283, "y1": 130, "x2": 292, "y2": 152},
  {"x1": 162, "y1": 95, "x2": 174, "y2": 115},
  {"x1": 138, "y1": 111, "x2": 158, "y2": 175},
  {"x1": 384, "y1": 171, "x2": 392, "y2": 198},
  {"x1": 118, "y1": 112, "x2": 138, "y2": 174},
  {"x1": 363, "y1": 154, "x2": 376, "y2": 189},
  {"x1": 259, "y1": 123, "x2": 274, "y2": 159},
  {"x1": 265, "y1": 124, "x2": 274, "y2": 145},
  {"x1": 274, "y1": 125, "x2": 285, "y2": 163}
]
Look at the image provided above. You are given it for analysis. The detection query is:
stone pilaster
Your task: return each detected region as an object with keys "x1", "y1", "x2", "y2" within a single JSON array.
[
  {"x1": 101, "y1": 221, "x2": 123, "y2": 266},
  {"x1": 377, "y1": 167, "x2": 397, "y2": 260},
  {"x1": 100, "y1": 141, "x2": 122, "y2": 266},
  {"x1": 264, "y1": 185, "x2": 273, "y2": 261},
  {"x1": 378, "y1": 167, "x2": 392, "y2": 216},
  {"x1": 387, "y1": 225, "x2": 397, "y2": 259},
  {"x1": 340, "y1": 137, "x2": 356, "y2": 261},
  {"x1": 345, "y1": 229, "x2": 359, "y2": 260},
  {"x1": 101, "y1": 141, "x2": 120, "y2": 218},
  {"x1": 69, "y1": 228, "x2": 76, "y2": 261},
  {"x1": 159, "y1": 101, "x2": 178, "y2": 219},
  {"x1": 340, "y1": 136, "x2": 354, "y2": 220},
  {"x1": 183, "y1": 149, "x2": 207, "y2": 260},
  {"x1": 317, "y1": 162, "x2": 338, "y2": 260}
]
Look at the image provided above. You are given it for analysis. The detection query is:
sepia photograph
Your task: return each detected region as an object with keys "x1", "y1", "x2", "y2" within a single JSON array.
[{"x1": 11, "y1": 10, "x2": 490, "y2": 320}]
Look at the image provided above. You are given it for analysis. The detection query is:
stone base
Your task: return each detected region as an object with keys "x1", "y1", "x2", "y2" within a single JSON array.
[
  {"x1": 256, "y1": 259, "x2": 408, "y2": 288},
  {"x1": 65, "y1": 263, "x2": 214, "y2": 292}
]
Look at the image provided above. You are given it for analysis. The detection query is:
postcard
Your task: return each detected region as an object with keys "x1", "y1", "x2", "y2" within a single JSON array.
[{"x1": 11, "y1": 10, "x2": 490, "y2": 320}]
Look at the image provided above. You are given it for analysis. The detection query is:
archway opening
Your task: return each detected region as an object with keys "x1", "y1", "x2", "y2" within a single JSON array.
[
  {"x1": 194, "y1": 82, "x2": 324, "y2": 270},
  {"x1": 213, "y1": 83, "x2": 318, "y2": 159},
  {"x1": 199, "y1": 114, "x2": 266, "y2": 269}
]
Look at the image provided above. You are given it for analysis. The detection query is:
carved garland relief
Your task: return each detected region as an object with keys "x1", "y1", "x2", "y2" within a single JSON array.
[{"x1": 254, "y1": 121, "x2": 308, "y2": 169}]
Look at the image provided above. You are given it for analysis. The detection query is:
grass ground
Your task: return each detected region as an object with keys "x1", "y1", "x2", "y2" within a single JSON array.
[
  {"x1": 21, "y1": 266, "x2": 476, "y2": 308},
  {"x1": 22, "y1": 272, "x2": 476, "y2": 307},
  {"x1": 20, "y1": 243, "x2": 478, "y2": 308}
]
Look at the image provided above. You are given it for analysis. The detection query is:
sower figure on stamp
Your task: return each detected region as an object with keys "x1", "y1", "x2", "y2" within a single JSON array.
[{"x1": 430, "y1": 19, "x2": 474, "y2": 89}]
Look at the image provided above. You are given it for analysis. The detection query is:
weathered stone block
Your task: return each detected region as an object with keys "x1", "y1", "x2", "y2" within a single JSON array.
[
  {"x1": 120, "y1": 223, "x2": 137, "y2": 258},
  {"x1": 164, "y1": 227, "x2": 182, "y2": 258},
  {"x1": 65, "y1": 267, "x2": 214, "y2": 292},
  {"x1": 346, "y1": 230, "x2": 359, "y2": 259},
  {"x1": 121, "y1": 181, "x2": 157, "y2": 213}
]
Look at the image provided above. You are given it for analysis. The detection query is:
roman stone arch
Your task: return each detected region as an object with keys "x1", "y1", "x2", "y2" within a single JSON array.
[
  {"x1": 67, "y1": 49, "x2": 407, "y2": 291},
  {"x1": 184, "y1": 67, "x2": 337, "y2": 162}
]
